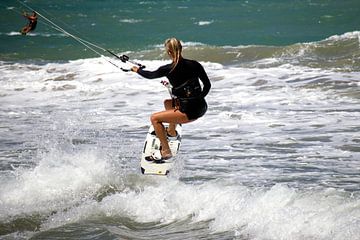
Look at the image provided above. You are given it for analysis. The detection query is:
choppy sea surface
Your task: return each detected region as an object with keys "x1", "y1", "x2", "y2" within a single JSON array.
[{"x1": 1, "y1": 1, "x2": 360, "y2": 239}]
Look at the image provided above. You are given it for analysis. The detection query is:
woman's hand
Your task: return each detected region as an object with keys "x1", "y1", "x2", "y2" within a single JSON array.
[{"x1": 131, "y1": 66, "x2": 139, "y2": 72}]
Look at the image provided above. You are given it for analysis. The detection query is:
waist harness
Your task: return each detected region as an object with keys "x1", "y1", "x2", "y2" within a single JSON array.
[{"x1": 171, "y1": 78, "x2": 202, "y2": 99}]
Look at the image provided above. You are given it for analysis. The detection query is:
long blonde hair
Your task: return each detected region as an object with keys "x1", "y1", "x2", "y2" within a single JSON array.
[{"x1": 165, "y1": 38, "x2": 182, "y2": 71}]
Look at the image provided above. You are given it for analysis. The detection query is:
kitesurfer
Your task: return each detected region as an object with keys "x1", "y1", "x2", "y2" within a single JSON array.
[
  {"x1": 20, "y1": 11, "x2": 37, "y2": 35},
  {"x1": 131, "y1": 37, "x2": 211, "y2": 161}
]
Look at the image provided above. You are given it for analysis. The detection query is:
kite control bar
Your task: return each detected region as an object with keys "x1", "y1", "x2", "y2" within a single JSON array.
[{"x1": 106, "y1": 50, "x2": 145, "y2": 72}]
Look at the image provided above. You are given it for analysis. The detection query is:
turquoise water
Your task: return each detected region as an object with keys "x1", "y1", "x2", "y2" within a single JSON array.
[{"x1": 1, "y1": 0, "x2": 360, "y2": 61}]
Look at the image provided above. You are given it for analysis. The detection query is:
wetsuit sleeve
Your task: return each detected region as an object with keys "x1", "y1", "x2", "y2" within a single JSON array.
[
  {"x1": 198, "y1": 64, "x2": 211, "y2": 98},
  {"x1": 137, "y1": 64, "x2": 170, "y2": 79}
]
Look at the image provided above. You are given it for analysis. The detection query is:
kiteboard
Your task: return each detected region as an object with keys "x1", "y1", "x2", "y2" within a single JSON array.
[{"x1": 140, "y1": 124, "x2": 182, "y2": 175}]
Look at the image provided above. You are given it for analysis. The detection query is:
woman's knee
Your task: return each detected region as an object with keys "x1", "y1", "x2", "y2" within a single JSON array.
[{"x1": 150, "y1": 113, "x2": 159, "y2": 124}]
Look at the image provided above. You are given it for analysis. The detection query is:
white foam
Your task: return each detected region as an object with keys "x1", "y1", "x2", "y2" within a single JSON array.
[
  {"x1": 195, "y1": 20, "x2": 214, "y2": 26},
  {"x1": 1, "y1": 32, "x2": 66, "y2": 37},
  {"x1": 325, "y1": 31, "x2": 360, "y2": 42},
  {"x1": 1, "y1": 58, "x2": 358, "y2": 137},
  {"x1": 152, "y1": 41, "x2": 206, "y2": 49},
  {"x1": 6, "y1": 31, "x2": 22, "y2": 36},
  {"x1": 38, "y1": 181, "x2": 360, "y2": 240},
  {"x1": 1, "y1": 56, "x2": 360, "y2": 239},
  {"x1": 0, "y1": 148, "x2": 115, "y2": 219},
  {"x1": 119, "y1": 18, "x2": 143, "y2": 23}
]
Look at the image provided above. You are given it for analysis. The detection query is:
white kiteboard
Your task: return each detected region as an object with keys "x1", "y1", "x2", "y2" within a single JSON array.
[{"x1": 140, "y1": 124, "x2": 182, "y2": 175}]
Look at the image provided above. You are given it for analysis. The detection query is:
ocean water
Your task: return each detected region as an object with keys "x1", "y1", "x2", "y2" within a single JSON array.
[{"x1": 1, "y1": 1, "x2": 360, "y2": 240}]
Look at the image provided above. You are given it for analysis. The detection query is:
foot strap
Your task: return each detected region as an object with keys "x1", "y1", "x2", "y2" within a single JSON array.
[{"x1": 145, "y1": 150, "x2": 172, "y2": 163}]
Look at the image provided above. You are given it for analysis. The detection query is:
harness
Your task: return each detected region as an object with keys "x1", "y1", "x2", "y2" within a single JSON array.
[
  {"x1": 168, "y1": 78, "x2": 202, "y2": 113},
  {"x1": 171, "y1": 77, "x2": 202, "y2": 99}
]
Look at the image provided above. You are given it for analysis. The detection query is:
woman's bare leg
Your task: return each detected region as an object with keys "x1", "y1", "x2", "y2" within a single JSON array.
[
  {"x1": 163, "y1": 99, "x2": 177, "y2": 136},
  {"x1": 150, "y1": 109, "x2": 191, "y2": 158}
]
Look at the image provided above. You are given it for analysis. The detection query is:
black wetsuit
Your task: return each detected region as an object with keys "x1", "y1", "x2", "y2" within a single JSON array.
[
  {"x1": 137, "y1": 58, "x2": 211, "y2": 120},
  {"x1": 29, "y1": 19, "x2": 37, "y2": 31}
]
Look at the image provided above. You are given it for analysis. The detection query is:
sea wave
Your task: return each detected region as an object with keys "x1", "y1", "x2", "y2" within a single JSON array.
[
  {"x1": 325, "y1": 31, "x2": 360, "y2": 42},
  {"x1": 1, "y1": 29, "x2": 359, "y2": 72},
  {"x1": 131, "y1": 31, "x2": 360, "y2": 71},
  {"x1": 1, "y1": 154, "x2": 359, "y2": 240}
]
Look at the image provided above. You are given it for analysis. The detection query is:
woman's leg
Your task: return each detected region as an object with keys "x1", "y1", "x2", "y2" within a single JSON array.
[
  {"x1": 150, "y1": 109, "x2": 191, "y2": 158},
  {"x1": 163, "y1": 99, "x2": 177, "y2": 136},
  {"x1": 21, "y1": 26, "x2": 29, "y2": 34}
]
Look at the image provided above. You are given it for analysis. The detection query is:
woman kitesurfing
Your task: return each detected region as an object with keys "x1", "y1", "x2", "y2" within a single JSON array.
[
  {"x1": 20, "y1": 11, "x2": 37, "y2": 35},
  {"x1": 131, "y1": 38, "x2": 211, "y2": 161},
  {"x1": 14, "y1": 1, "x2": 212, "y2": 164}
]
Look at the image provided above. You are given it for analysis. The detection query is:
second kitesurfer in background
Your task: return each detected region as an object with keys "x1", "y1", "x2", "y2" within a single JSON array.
[{"x1": 20, "y1": 11, "x2": 38, "y2": 35}]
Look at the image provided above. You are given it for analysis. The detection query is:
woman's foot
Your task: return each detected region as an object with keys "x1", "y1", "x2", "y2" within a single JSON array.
[
  {"x1": 161, "y1": 149, "x2": 172, "y2": 160},
  {"x1": 145, "y1": 150, "x2": 172, "y2": 162}
]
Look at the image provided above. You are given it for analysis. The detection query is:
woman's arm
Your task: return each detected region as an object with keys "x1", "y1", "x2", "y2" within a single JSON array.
[
  {"x1": 132, "y1": 64, "x2": 171, "y2": 79},
  {"x1": 198, "y1": 65, "x2": 211, "y2": 98}
]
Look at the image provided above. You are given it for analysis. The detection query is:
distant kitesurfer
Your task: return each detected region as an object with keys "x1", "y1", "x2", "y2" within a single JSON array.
[
  {"x1": 131, "y1": 37, "x2": 211, "y2": 161},
  {"x1": 20, "y1": 11, "x2": 38, "y2": 35}
]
